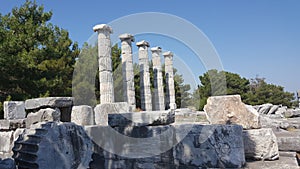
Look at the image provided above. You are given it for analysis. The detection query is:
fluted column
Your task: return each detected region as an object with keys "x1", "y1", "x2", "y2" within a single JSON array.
[
  {"x1": 119, "y1": 33, "x2": 136, "y2": 111},
  {"x1": 163, "y1": 51, "x2": 176, "y2": 110},
  {"x1": 93, "y1": 24, "x2": 114, "y2": 103},
  {"x1": 151, "y1": 47, "x2": 165, "y2": 110},
  {"x1": 136, "y1": 40, "x2": 152, "y2": 111}
]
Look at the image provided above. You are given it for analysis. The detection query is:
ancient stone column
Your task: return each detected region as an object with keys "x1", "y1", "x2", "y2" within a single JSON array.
[
  {"x1": 151, "y1": 47, "x2": 165, "y2": 110},
  {"x1": 93, "y1": 24, "x2": 114, "y2": 103},
  {"x1": 297, "y1": 90, "x2": 300, "y2": 108},
  {"x1": 119, "y1": 33, "x2": 136, "y2": 111},
  {"x1": 136, "y1": 40, "x2": 152, "y2": 111},
  {"x1": 163, "y1": 51, "x2": 176, "y2": 110}
]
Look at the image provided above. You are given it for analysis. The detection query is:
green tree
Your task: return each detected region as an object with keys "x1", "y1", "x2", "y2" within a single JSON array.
[
  {"x1": 244, "y1": 77, "x2": 294, "y2": 107},
  {"x1": 0, "y1": 1, "x2": 79, "y2": 116},
  {"x1": 73, "y1": 43, "x2": 122, "y2": 106},
  {"x1": 197, "y1": 69, "x2": 249, "y2": 110},
  {"x1": 196, "y1": 69, "x2": 294, "y2": 110}
]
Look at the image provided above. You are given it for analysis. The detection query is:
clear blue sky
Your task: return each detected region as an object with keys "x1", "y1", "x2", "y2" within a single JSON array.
[{"x1": 1, "y1": 0, "x2": 300, "y2": 93}]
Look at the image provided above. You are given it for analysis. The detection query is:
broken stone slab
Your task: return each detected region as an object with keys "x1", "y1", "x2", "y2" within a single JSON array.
[
  {"x1": 274, "y1": 130, "x2": 300, "y2": 152},
  {"x1": 243, "y1": 128, "x2": 279, "y2": 161},
  {"x1": 94, "y1": 102, "x2": 129, "y2": 125},
  {"x1": 3, "y1": 101, "x2": 26, "y2": 120},
  {"x1": 173, "y1": 124, "x2": 245, "y2": 168},
  {"x1": 13, "y1": 122, "x2": 93, "y2": 169},
  {"x1": 25, "y1": 97, "x2": 73, "y2": 122},
  {"x1": 26, "y1": 108, "x2": 60, "y2": 128},
  {"x1": 204, "y1": 95, "x2": 261, "y2": 129},
  {"x1": 108, "y1": 110, "x2": 175, "y2": 127},
  {"x1": 71, "y1": 105, "x2": 94, "y2": 126}
]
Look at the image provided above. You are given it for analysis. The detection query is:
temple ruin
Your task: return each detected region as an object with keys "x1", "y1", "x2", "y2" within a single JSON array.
[{"x1": 0, "y1": 23, "x2": 299, "y2": 169}]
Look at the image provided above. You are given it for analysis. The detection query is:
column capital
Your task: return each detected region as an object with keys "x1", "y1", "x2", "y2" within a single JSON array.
[
  {"x1": 163, "y1": 51, "x2": 173, "y2": 57},
  {"x1": 151, "y1": 46, "x2": 162, "y2": 53},
  {"x1": 119, "y1": 33, "x2": 134, "y2": 42},
  {"x1": 93, "y1": 24, "x2": 113, "y2": 34},
  {"x1": 136, "y1": 40, "x2": 150, "y2": 47}
]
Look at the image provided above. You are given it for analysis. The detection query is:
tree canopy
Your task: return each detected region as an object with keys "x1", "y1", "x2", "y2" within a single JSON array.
[
  {"x1": 196, "y1": 69, "x2": 295, "y2": 110},
  {"x1": 0, "y1": 1, "x2": 79, "y2": 117}
]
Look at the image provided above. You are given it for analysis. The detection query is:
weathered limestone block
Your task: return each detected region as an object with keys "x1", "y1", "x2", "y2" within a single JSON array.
[
  {"x1": 85, "y1": 125, "x2": 173, "y2": 161},
  {"x1": 71, "y1": 105, "x2": 94, "y2": 126},
  {"x1": 204, "y1": 95, "x2": 261, "y2": 129},
  {"x1": 243, "y1": 128, "x2": 279, "y2": 161},
  {"x1": 0, "y1": 131, "x2": 13, "y2": 153},
  {"x1": 25, "y1": 97, "x2": 73, "y2": 110},
  {"x1": 25, "y1": 97, "x2": 73, "y2": 122},
  {"x1": 94, "y1": 102, "x2": 129, "y2": 125},
  {"x1": 4, "y1": 101, "x2": 26, "y2": 120},
  {"x1": 26, "y1": 108, "x2": 60, "y2": 128},
  {"x1": 108, "y1": 110, "x2": 175, "y2": 127},
  {"x1": 275, "y1": 130, "x2": 300, "y2": 152},
  {"x1": 85, "y1": 124, "x2": 245, "y2": 168},
  {"x1": 173, "y1": 124, "x2": 245, "y2": 168},
  {"x1": 13, "y1": 122, "x2": 93, "y2": 169}
]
